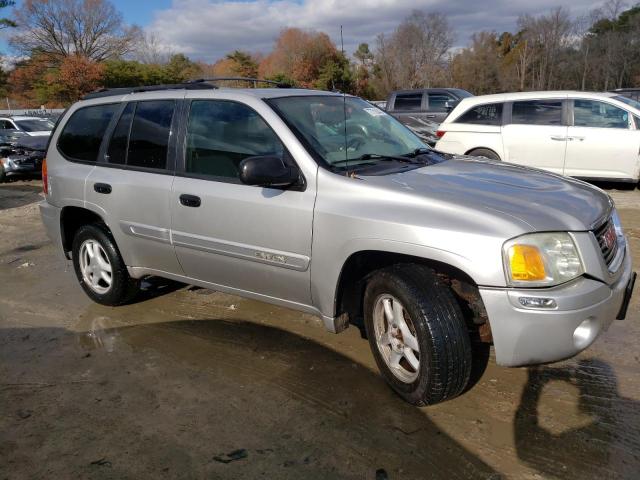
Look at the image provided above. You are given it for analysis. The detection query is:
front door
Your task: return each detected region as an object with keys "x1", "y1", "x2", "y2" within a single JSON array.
[
  {"x1": 564, "y1": 99, "x2": 640, "y2": 180},
  {"x1": 170, "y1": 99, "x2": 315, "y2": 305},
  {"x1": 501, "y1": 98, "x2": 568, "y2": 174}
]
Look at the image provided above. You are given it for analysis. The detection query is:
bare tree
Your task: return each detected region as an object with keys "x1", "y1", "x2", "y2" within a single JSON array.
[
  {"x1": 132, "y1": 31, "x2": 174, "y2": 65},
  {"x1": 11, "y1": 0, "x2": 141, "y2": 61},
  {"x1": 517, "y1": 8, "x2": 572, "y2": 90},
  {"x1": 375, "y1": 10, "x2": 453, "y2": 91}
]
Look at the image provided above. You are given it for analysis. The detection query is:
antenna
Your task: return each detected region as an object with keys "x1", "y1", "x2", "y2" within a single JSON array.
[{"x1": 340, "y1": 25, "x2": 349, "y2": 173}]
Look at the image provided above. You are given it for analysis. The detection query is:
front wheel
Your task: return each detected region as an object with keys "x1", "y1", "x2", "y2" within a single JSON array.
[
  {"x1": 72, "y1": 223, "x2": 140, "y2": 306},
  {"x1": 364, "y1": 265, "x2": 472, "y2": 406}
]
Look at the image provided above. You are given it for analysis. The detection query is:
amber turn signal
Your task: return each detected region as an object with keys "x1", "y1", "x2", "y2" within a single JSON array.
[{"x1": 508, "y1": 244, "x2": 546, "y2": 282}]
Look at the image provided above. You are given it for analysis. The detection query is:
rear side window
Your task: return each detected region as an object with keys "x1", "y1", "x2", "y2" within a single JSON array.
[
  {"x1": 58, "y1": 104, "x2": 119, "y2": 162},
  {"x1": 126, "y1": 101, "x2": 175, "y2": 169},
  {"x1": 574, "y1": 100, "x2": 629, "y2": 129},
  {"x1": 456, "y1": 103, "x2": 503, "y2": 125},
  {"x1": 393, "y1": 94, "x2": 422, "y2": 111},
  {"x1": 511, "y1": 100, "x2": 562, "y2": 126},
  {"x1": 185, "y1": 100, "x2": 284, "y2": 180}
]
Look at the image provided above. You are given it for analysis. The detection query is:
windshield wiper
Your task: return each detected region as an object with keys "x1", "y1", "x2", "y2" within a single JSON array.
[
  {"x1": 332, "y1": 153, "x2": 420, "y2": 167},
  {"x1": 405, "y1": 147, "x2": 432, "y2": 158}
]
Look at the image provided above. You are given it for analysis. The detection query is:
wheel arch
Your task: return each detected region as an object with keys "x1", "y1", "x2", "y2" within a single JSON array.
[
  {"x1": 331, "y1": 249, "x2": 491, "y2": 342},
  {"x1": 60, "y1": 205, "x2": 110, "y2": 259},
  {"x1": 464, "y1": 147, "x2": 501, "y2": 160}
]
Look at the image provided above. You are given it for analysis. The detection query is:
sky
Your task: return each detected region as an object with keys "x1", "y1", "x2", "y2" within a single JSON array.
[{"x1": 2, "y1": 0, "x2": 606, "y2": 63}]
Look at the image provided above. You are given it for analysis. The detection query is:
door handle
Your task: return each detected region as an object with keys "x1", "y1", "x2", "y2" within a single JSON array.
[
  {"x1": 94, "y1": 183, "x2": 112, "y2": 194},
  {"x1": 179, "y1": 194, "x2": 201, "y2": 208},
  {"x1": 550, "y1": 136, "x2": 567, "y2": 141},
  {"x1": 568, "y1": 136, "x2": 585, "y2": 141},
  {"x1": 426, "y1": 114, "x2": 436, "y2": 118}
]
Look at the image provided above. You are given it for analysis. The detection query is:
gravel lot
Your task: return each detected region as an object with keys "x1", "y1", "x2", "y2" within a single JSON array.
[{"x1": 1, "y1": 180, "x2": 638, "y2": 479}]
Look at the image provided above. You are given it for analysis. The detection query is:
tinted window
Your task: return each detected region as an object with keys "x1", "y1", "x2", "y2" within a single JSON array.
[
  {"x1": 428, "y1": 93, "x2": 455, "y2": 112},
  {"x1": 394, "y1": 94, "x2": 422, "y2": 111},
  {"x1": 456, "y1": 103, "x2": 503, "y2": 125},
  {"x1": 186, "y1": 100, "x2": 284, "y2": 179},
  {"x1": 106, "y1": 103, "x2": 134, "y2": 165},
  {"x1": 0, "y1": 120, "x2": 15, "y2": 129},
  {"x1": 614, "y1": 95, "x2": 640, "y2": 110},
  {"x1": 58, "y1": 104, "x2": 119, "y2": 162},
  {"x1": 127, "y1": 101, "x2": 175, "y2": 170},
  {"x1": 574, "y1": 100, "x2": 629, "y2": 129},
  {"x1": 511, "y1": 100, "x2": 562, "y2": 125}
]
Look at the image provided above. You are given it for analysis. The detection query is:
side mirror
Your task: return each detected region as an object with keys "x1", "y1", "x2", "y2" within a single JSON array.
[{"x1": 239, "y1": 155, "x2": 302, "y2": 189}]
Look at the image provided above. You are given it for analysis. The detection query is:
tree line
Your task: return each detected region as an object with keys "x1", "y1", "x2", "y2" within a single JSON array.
[{"x1": 0, "y1": 0, "x2": 638, "y2": 108}]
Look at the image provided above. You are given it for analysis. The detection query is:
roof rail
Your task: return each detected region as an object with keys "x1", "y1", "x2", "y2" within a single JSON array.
[
  {"x1": 82, "y1": 82, "x2": 216, "y2": 100},
  {"x1": 188, "y1": 77, "x2": 292, "y2": 88}
]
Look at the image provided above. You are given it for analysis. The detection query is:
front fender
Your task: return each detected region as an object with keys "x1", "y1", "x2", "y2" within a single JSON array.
[{"x1": 311, "y1": 237, "x2": 474, "y2": 319}]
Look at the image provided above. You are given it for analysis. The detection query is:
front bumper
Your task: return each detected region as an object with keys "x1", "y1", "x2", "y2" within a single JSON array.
[{"x1": 480, "y1": 246, "x2": 634, "y2": 367}]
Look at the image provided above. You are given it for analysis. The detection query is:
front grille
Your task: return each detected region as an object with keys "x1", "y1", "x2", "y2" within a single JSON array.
[{"x1": 593, "y1": 217, "x2": 619, "y2": 267}]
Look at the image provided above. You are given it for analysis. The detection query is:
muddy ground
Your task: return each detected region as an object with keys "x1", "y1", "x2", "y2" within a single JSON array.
[{"x1": 1, "y1": 180, "x2": 639, "y2": 480}]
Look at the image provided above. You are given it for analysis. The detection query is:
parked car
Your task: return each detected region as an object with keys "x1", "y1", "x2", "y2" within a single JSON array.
[
  {"x1": 434, "y1": 91, "x2": 640, "y2": 184},
  {"x1": 385, "y1": 88, "x2": 473, "y2": 144},
  {"x1": 0, "y1": 115, "x2": 55, "y2": 137},
  {"x1": 39, "y1": 83, "x2": 635, "y2": 406},
  {"x1": 0, "y1": 134, "x2": 47, "y2": 182},
  {"x1": 609, "y1": 88, "x2": 640, "y2": 103}
]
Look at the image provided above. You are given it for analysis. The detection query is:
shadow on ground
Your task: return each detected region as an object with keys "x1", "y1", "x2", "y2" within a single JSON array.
[
  {"x1": 515, "y1": 360, "x2": 640, "y2": 479},
  {"x1": 0, "y1": 318, "x2": 500, "y2": 479},
  {"x1": 0, "y1": 182, "x2": 42, "y2": 210}
]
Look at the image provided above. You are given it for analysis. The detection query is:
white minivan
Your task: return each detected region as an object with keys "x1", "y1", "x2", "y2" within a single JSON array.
[{"x1": 434, "y1": 91, "x2": 640, "y2": 185}]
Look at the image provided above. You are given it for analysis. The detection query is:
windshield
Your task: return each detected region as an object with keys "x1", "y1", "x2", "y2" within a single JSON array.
[
  {"x1": 15, "y1": 119, "x2": 55, "y2": 132},
  {"x1": 613, "y1": 95, "x2": 640, "y2": 111},
  {"x1": 452, "y1": 89, "x2": 473, "y2": 98},
  {"x1": 268, "y1": 95, "x2": 428, "y2": 169}
]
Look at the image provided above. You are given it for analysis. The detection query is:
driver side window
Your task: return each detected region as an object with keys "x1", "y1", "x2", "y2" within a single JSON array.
[{"x1": 185, "y1": 100, "x2": 284, "y2": 181}]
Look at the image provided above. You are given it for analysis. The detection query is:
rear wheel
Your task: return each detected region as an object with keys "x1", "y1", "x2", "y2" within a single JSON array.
[
  {"x1": 0, "y1": 164, "x2": 6, "y2": 183},
  {"x1": 467, "y1": 148, "x2": 500, "y2": 161},
  {"x1": 363, "y1": 264, "x2": 472, "y2": 406},
  {"x1": 72, "y1": 223, "x2": 140, "y2": 305}
]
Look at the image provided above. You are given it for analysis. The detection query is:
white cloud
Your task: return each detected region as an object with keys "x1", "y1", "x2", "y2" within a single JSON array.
[{"x1": 147, "y1": 0, "x2": 602, "y2": 62}]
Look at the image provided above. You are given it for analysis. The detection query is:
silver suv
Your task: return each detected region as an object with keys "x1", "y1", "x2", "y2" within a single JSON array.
[{"x1": 39, "y1": 83, "x2": 636, "y2": 406}]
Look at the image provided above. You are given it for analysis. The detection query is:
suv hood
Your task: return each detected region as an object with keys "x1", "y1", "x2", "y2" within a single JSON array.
[{"x1": 362, "y1": 156, "x2": 612, "y2": 232}]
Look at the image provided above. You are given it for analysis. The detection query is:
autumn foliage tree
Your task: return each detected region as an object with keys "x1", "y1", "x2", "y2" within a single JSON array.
[
  {"x1": 259, "y1": 28, "x2": 350, "y2": 89},
  {"x1": 57, "y1": 54, "x2": 105, "y2": 102}
]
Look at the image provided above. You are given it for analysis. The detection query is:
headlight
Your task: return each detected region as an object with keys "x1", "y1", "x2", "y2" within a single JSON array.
[
  {"x1": 611, "y1": 209, "x2": 624, "y2": 237},
  {"x1": 0, "y1": 157, "x2": 14, "y2": 168},
  {"x1": 503, "y1": 232, "x2": 584, "y2": 287}
]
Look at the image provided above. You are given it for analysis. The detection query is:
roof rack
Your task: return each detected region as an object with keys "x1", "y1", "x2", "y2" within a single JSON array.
[
  {"x1": 82, "y1": 82, "x2": 217, "y2": 100},
  {"x1": 187, "y1": 77, "x2": 292, "y2": 88},
  {"x1": 82, "y1": 77, "x2": 293, "y2": 101}
]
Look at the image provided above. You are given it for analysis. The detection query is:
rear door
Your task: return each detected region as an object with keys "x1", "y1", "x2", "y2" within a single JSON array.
[
  {"x1": 501, "y1": 98, "x2": 568, "y2": 174},
  {"x1": 170, "y1": 97, "x2": 315, "y2": 305},
  {"x1": 564, "y1": 98, "x2": 640, "y2": 180},
  {"x1": 84, "y1": 97, "x2": 183, "y2": 275}
]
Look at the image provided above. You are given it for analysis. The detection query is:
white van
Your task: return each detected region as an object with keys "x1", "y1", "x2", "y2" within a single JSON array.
[{"x1": 434, "y1": 91, "x2": 640, "y2": 185}]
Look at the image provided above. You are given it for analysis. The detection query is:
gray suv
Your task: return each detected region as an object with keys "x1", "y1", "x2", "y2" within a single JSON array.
[{"x1": 39, "y1": 83, "x2": 636, "y2": 406}]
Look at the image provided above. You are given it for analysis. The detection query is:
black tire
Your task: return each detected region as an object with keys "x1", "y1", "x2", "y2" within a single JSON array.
[
  {"x1": 363, "y1": 264, "x2": 472, "y2": 406},
  {"x1": 72, "y1": 223, "x2": 139, "y2": 306},
  {"x1": 0, "y1": 164, "x2": 6, "y2": 183},
  {"x1": 467, "y1": 148, "x2": 500, "y2": 161}
]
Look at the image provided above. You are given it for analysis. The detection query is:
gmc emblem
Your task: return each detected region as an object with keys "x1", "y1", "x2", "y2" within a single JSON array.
[{"x1": 602, "y1": 224, "x2": 617, "y2": 250}]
